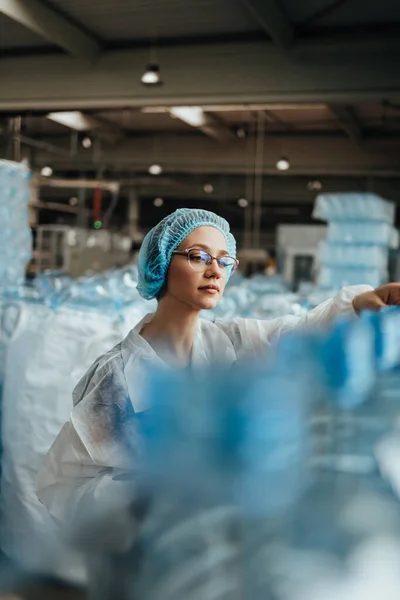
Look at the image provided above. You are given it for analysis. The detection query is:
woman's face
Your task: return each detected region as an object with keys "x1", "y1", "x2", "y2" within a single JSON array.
[{"x1": 165, "y1": 226, "x2": 230, "y2": 311}]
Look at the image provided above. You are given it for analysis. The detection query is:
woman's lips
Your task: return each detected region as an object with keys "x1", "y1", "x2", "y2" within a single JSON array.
[{"x1": 198, "y1": 285, "x2": 219, "y2": 294}]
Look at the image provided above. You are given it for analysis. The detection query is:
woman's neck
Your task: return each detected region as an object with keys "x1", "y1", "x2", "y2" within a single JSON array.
[{"x1": 140, "y1": 295, "x2": 200, "y2": 368}]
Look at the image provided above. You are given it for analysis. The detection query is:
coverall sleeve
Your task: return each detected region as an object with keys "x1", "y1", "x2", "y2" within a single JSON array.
[{"x1": 215, "y1": 285, "x2": 373, "y2": 358}]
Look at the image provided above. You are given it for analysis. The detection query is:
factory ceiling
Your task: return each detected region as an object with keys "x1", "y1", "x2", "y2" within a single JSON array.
[{"x1": 1, "y1": 0, "x2": 400, "y2": 234}]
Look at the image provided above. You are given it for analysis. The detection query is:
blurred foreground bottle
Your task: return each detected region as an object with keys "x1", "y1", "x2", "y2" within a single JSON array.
[{"x1": 134, "y1": 366, "x2": 311, "y2": 600}]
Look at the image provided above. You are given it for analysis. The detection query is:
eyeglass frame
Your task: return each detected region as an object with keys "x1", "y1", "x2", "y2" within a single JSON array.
[{"x1": 172, "y1": 247, "x2": 239, "y2": 274}]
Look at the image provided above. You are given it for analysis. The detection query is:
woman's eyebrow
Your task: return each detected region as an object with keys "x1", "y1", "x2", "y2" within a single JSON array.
[{"x1": 191, "y1": 243, "x2": 229, "y2": 254}]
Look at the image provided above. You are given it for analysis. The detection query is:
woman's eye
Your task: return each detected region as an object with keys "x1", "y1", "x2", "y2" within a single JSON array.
[
  {"x1": 219, "y1": 257, "x2": 231, "y2": 267},
  {"x1": 191, "y1": 254, "x2": 204, "y2": 262}
]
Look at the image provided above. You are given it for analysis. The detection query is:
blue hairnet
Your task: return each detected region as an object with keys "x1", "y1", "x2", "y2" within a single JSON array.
[{"x1": 137, "y1": 208, "x2": 237, "y2": 300}]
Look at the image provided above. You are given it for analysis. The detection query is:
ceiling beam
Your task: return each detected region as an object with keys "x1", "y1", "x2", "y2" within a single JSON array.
[
  {"x1": 239, "y1": 0, "x2": 294, "y2": 51},
  {"x1": 2, "y1": 41, "x2": 400, "y2": 111},
  {"x1": 301, "y1": 0, "x2": 350, "y2": 28},
  {"x1": 263, "y1": 109, "x2": 293, "y2": 130},
  {"x1": 328, "y1": 103, "x2": 363, "y2": 144},
  {"x1": 46, "y1": 112, "x2": 124, "y2": 143},
  {"x1": 293, "y1": 31, "x2": 400, "y2": 61},
  {"x1": 21, "y1": 135, "x2": 400, "y2": 177},
  {"x1": 198, "y1": 113, "x2": 236, "y2": 142},
  {"x1": 142, "y1": 103, "x2": 328, "y2": 113},
  {"x1": 169, "y1": 107, "x2": 236, "y2": 142},
  {"x1": 0, "y1": 0, "x2": 101, "y2": 59}
]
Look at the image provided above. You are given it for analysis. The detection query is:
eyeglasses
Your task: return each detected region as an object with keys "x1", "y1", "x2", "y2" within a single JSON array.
[{"x1": 172, "y1": 248, "x2": 239, "y2": 274}]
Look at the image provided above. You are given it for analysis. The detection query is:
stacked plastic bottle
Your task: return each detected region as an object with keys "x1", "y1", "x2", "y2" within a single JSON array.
[
  {"x1": 0, "y1": 161, "x2": 31, "y2": 548},
  {"x1": 0, "y1": 160, "x2": 32, "y2": 289},
  {"x1": 0, "y1": 265, "x2": 156, "y2": 584},
  {"x1": 313, "y1": 193, "x2": 398, "y2": 289}
]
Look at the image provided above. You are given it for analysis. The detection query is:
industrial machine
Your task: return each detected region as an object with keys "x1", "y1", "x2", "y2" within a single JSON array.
[
  {"x1": 277, "y1": 225, "x2": 327, "y2": 290},
  {"x1": 35, "y1": 225, "x2": 132, "y2": 277}
]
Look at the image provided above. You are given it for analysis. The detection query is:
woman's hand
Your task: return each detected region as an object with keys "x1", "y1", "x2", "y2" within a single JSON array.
[{"x1": 352, "y1": 283, "x2": 400, "y2": 314}]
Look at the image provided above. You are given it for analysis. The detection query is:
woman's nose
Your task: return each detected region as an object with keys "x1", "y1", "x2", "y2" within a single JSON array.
[{"x1": 205, "y1": 258, "x2": 222, "y2": 278}]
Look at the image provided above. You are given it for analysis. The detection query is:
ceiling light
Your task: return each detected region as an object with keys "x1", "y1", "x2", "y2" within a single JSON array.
[
  {"x1": 69, "y1": 197, "x2": 79, "y2": 206},
  {"x1": 238, "y1": 198, "x2": 248, "y2": 207},
  {"x1": 141, "y1": 64, "x2": 161, "y2": 85},
  {"x1": 149, "y1": 164, "x2": 162, "y2": 175},
  {"x1": 307, "y1": 180, "x2": 322, "y2": 191},
  {"x1": 47, "y1": 111, "x2": 89, "y2": 131},
  {"x1": 40, "y1": 166, "x2": 53, "y2": 177},
  {"x1": 236, "y1": 127, "x2": 247, "y2": 139},
  {"x1": 82, "y1": 136, "x2": 92, "y2": 149},
  {"x1": 203, "y1": 183, "x2": 214, "y2": 194},
  {"x1": 153, "y1": 197, "x2": 164, "y2": 207},
  {"x1": 276, "y1": 157, "x2": 290, "y2": 171},
  {"x1": 169, "y1": 106, "x2": 206, "y2": 127}
]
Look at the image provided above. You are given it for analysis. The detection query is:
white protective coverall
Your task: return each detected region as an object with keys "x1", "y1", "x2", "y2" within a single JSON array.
[{"x1": 37, "y1": 285, "x2": 371, "y2": 526}]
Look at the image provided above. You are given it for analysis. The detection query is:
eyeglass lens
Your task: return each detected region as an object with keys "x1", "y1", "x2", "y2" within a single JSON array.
[{"x1": 188, "y1": 249, "x2": 236, "y2": 272}]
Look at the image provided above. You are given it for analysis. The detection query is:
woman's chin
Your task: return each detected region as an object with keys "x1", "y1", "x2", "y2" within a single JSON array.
[
  {"x1": 197, "y1": 296, "x2": 220, "y2": 310},
  {"x1": 186, "y1": 292, "x2": 219, "y2": 311}
]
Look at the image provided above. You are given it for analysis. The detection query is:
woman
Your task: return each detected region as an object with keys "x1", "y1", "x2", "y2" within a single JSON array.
[{"x1": 37, "y1": 208, "x2": 400, "y2": 523}]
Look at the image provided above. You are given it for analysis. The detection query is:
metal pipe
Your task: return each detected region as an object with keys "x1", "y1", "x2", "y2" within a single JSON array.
[
  {"x1": 33, "y1": 177, "x2": 119, "y2": 193},
  {"x1": 253, "y1": 111, "x2": 266, "y2": 249},
  {"x1": 102, "y1": 190, "x2": 120, "y2": 229},
  {"x1": 29, "y1": 201, "x2": 80, "y2": 214}
]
